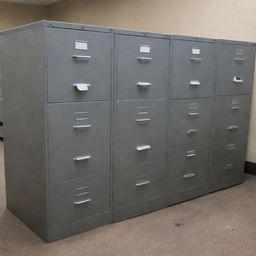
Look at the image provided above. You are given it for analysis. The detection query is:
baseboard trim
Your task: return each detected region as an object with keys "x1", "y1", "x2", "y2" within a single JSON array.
[{"x1": 245, "y1": 161, "x2": 256, "y2": 175}]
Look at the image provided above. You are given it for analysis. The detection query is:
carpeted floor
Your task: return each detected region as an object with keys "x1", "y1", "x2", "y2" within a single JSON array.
[{"x1": 0, "y1": 141, "x2": 256, "y2": 256}]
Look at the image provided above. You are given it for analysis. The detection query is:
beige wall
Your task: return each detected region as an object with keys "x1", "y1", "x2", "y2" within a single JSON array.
[{"x1": 0, "y1": 2, "x2": 48, "y2": 30}]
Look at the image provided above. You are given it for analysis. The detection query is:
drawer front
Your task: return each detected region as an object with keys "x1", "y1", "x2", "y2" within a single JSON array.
[
  {"x1": 114, "y1": 160, "x2": 166, "y2": 208},
  {"x1": 48, "y1": 102, "x2": 110, "y2": 182},
  {"x1": 172, "y1": 40, "x2": 215, "y2": 98},
  {"x1": 168, "y1": 144, "x2": 209, "y2": 191},
  {"x1": 170, "y1": 98, "x2": 213, "y2": 146},
  {"x1": 214, "y1": 95, "x2": 251, "y2": 142},
  {"x1": 50, "y1": 175, "x2": 110, "y2": 225},
  {"x1": 47, "y1": 29, "x2": 112, "y2": 102},
  {"x1": 115, "y1": 100, "x2": 168, "y2": 168},
  {"x1": 216, "y1": 43, "x2": 255, "y2": 95},
  {"x1": 210, "y1": 140, "x2": 247, "y2": 180},
  {"x1": 116, "y1": 35, "x2": 169, "y2": 100}
]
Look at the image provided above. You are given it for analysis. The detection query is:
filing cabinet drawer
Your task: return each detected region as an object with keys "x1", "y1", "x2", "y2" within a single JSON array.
[
  {"x1": 48, "y1": 102, "x2": 110, "y2": 182},
  {"x1": 214, "y1": 95, "x2": 251, "y2": 142},
  {"x1": 114, "y1": 160, "x2": 166, "y2": 208},
  {"x1": 210, "y1": 140, "x2": 247, "y2": 180},
  {"x1": 168, "y1": 144, "x2": 209, "y2": 190},
  {"x1": 115, "y1": 100, "x2": 167, "y2": 167},
  {"x1": 171, "y1": 40, "x2": 215, "y2": 98},
  {"x1": 47, "y1": 29, "x2": 112, "y2": 102},
  {"x1": 116, "y1": 35, "x2": 169, "y2": 100},
  {"x1": 170, "y1": 98, "x2": 213, "y2": 146},
  {"x1": 216, "y1": 43, "x2": 255, "y2": 95},
  {"x1": 49, "y1": 175, "x2": 110, "y2": 225}
]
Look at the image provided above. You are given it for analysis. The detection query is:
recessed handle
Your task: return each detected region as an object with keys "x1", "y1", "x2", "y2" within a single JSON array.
[
  {"x1": 227, "y1": 125, "x2": 238, "y2": 131},
  {"x1": 73, "y1": 124, "x2": 92, "y2": 129},
  {"x1": 136, "y1": 118, "x2": 151, "y2": 122},
  {"x1": 227, "y1": 144, "x2": 236, "y2": 151},
  {"x1": 136, "y1": 82, "x2": 152, "y2": 88},
  {"x1": 73, "y1": 155, "x2": 91, "y2": 161},
  {"x1": 225, "y1": 163, "x2": 234, "y2": 170},
  {"x1": 136, "y1": 144, "x2": 151, "y2": 151},
  {"x1": 135, "y1": 180, "x2": 151, "y2": 187},
  {"x1": 186, "y1": 150, "x2": 196, "y2": 158},
  {"x1": 234, "y1": 57, "x2": 244, "y2": 62},
  {"x1": 187, "y1": 129, "x2": 198, "y2": 135},
  {"x1": 231, "y1": 106, "x2": 240, "y2": 110},
  {"x1": 73, "y1": 55, "x2": 91, "y2": 61},
  {"x1": 189, "y1": 80, "x2": 200, "y2": 86},
  {"x1": 183, "y1": 173, "x2": 195, "y2": 179},
  {"x1": 73, "y1": 198, "x2": 91, "y2": 205},
  {"x1": 137, "y1": 57, "x2": 152, "y2": 62},
  {"x1": 233, "y1": 76, "x2": 243, "y2": 83},
  {"x1": 73, "y1": 83, "x2": 91, "y2": 92},
  {"x1": 188, "y1": 112, "x2": 199, "y2": 117},
  {"x1": 190, "y1": 57, "x2": 202, "y2": 62}
]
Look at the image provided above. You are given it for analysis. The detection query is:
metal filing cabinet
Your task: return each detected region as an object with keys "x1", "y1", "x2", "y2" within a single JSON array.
[
  {"x1": 167, "y1": 36, "x2": 215, "y2": 204},
  {"x1": 1, "y1": 21, "x2": 113, "y2": 242},
  {"x1": 210, "y1": 41, "x2": 255, "y2": 192},
  {"x1": 1, "y1": 21, "x2": 255, "y2": 242},
  {"x1": 113, "y1": 30, "x2": 169, "y2": 221}
]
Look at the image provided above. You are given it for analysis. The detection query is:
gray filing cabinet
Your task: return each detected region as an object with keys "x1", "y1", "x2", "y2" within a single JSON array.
[{"x1": 0, "y1": 21, "x2": 255, "y2": 242}]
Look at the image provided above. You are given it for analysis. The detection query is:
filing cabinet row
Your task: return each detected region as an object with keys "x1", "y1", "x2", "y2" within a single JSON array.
[{"x1": 0, "y1": 21, "x2": 255, "y2": 242}]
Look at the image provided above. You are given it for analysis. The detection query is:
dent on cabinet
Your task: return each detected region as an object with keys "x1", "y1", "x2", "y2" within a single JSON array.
[{"x1": 0, "y1": 21, "x2": 255, "y2": 242}]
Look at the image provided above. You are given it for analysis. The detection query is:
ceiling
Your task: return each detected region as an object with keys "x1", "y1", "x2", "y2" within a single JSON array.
[{"x1": 0, "y1": 0, "x2": 62, "y2": 5}]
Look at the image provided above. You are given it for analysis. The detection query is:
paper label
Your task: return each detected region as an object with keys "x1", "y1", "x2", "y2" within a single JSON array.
[
  {"x1": 140, "y1": 45, "x2": 151, "y2": 53},
  {"x1": 192, "y1": 48, "x2": 200, "y2": 55},
  {"x1": 189, "y1": 103, "x2": 199, "y2": 109},
  {"x1": 75, "y1": 41, "x2": 88, "y2": 50},
  {"x1": 236, "y1": 49, "x2": 244, "y2": 56}
]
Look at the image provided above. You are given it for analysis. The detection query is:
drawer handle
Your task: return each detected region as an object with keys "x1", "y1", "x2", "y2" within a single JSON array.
[
  {"x1": 188, "y1": 112, "x2": 199, "y2": 117},
  {"x1": 190, "y1": 57, "x2": 202, "y2": 62},
  {"x1": 187, "y1": 129, "x2": 198, "y2": 135},
  {"x1": 73, "y1": 55, "x2": 91, "y2": 61},
  {"x1": 225, "y1": 163, "x2": 234, "y2": 170},
  {"x1": 227, "y1": 144, "x2": 236, "y2": 151},
  {"x1": 183, "y1": 173, "x2": 195, "y2": 179},
  {"x1": 231, "y1": 106, "x2": 240, "y2": 110},
  {"x1": 233, "y1": 76, "x2": 243, "y2": 83},
  {"x1": 136, "y1": 82, "x2": 152, "y2": 88},
  {"x1": 73, "y1": 155, "x2": 91, "y2": 161},
  {"x1": 187, "y1": 152, "x2": 196, "y2": 158},
  {"x1": 137, "y1": 57, "x2": 152, "y2": 62},
  {"x1": 136, "y1": 180, "x2": 151, "y2": 187},
  {"x1": 136, "y1": 144, "x2": 151, "y2": 151},
  {"x1": 227, "y1": 125, "x2": 238, "y2": 131},
  {"x1": 189, "y1": 80, "x2": 200, "y2": 86},
  {"x1": 73, "y1": 83, "x2": 91, "y2": 92},
  {"x1": 73, "y1": 198, "x2": 91, "y2": 205},
  {"x1": 136, "y1": 118, "x2": 151, "y2": 122},
  {"x1": 73, "y1": 125, "x2": 92, "y2": 129},
  {"x1": 234, "y1": 57, "x2": 244, "y2": 62}
]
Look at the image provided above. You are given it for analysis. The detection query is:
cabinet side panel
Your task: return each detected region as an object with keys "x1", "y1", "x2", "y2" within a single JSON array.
[{"x1": 1, "y1": 28, "x2": 47, "y2": 239}]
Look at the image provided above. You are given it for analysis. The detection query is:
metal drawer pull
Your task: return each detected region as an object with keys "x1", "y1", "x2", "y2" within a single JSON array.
[
  {"x1": 183, "y1": 173, "x2": 195, "y2": 179},
  {"x1": 227, "y1": 125, "x2": 238, "y2": 131},
  {"x1": 187, "y1": 129, "x2": 198, "y2": 135},
  {"x1": 136, "y1": 82, "x2": 152, "y2": 88},
  {"x1": 234, "y1": 57, "x2": 244, "y2": 62},
  {"x1": 73, "y1": 55, "x2": 91, "y2": 61},
  {"x1": 136, "y1": 118, "x2": 151, "y2": 122},
  {"x1": 73, "y1": 83, "x2": 91, "y2": 92},
  {"x1": 73, "y1": 155, "x2": 91, "y2": 161},
  {"x1": 137, "y1": 57, "x2": 152, "y2": 62},
  {"x1": 233, "y1": 76, "x2": 243, "y2": 83},
  {"x1": 188, "y1": 112, "x2": 199, "y2": 117},
  {"x1": 73, "y1": 124, "x2": 92, "y2": 129},
  {"x1": 190, "y1": 57, "x2": 202, "y2": 62},
  {"x1": 231, "y1": 106, "x2": 240, "y2": 110},
  {"x1": 136, "y1": 180, "x2": 151, "y2": 187},
  {"x1": 190, "y1": 80, "x2": 200, "y2": 86},
  {"x1": 227, "y1": 144, "x2": 236, "y2": 151},
  {"x1": 225, "y1": 163, "x2": 234, "y2": 170},
  {"x1": 187, "y1": 153, "x2": 196, "y2": 158},
  {"x1": 73, "y1": 198, "x2": 91, "y2": 205},
  {"x1": 136, "y1": 144, "x2": 151, "y2": 151}
]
